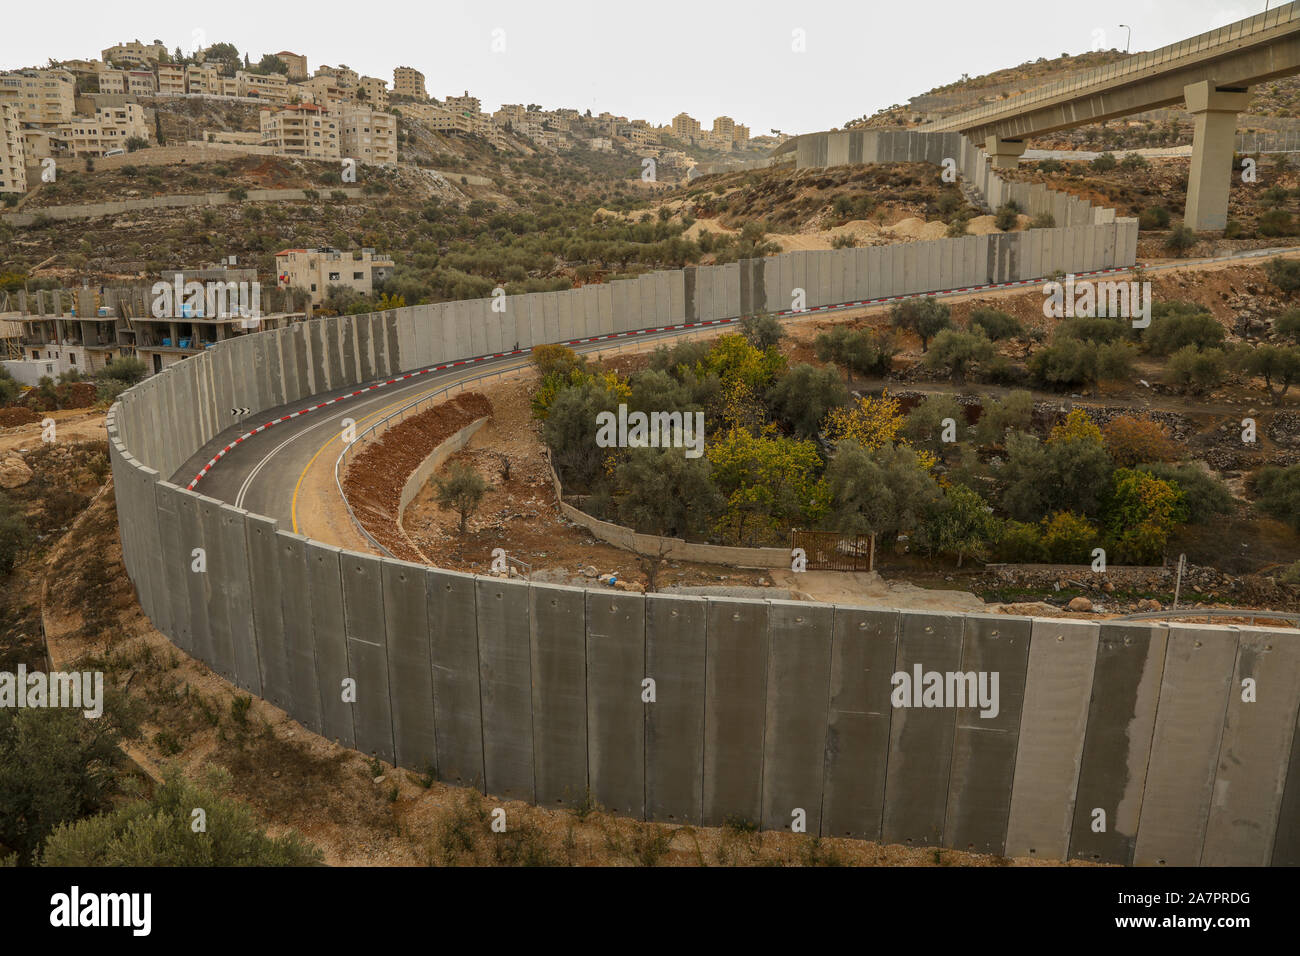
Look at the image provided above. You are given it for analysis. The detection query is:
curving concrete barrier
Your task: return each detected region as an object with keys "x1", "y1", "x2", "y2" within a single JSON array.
[{"x1": 107, "y1": 135, "x2": 1300, "y2": 864}]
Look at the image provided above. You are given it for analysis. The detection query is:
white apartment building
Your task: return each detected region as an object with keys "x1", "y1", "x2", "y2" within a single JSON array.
[
  {"x1": 0, "y1": 69, "x2": 76, "y2": 126},
  {"x1": 0, "y1": 104, "x2": 25, "y2": 194},
  {"x1": 340, "y1": 106, "x2": 396, "y2": 164},
  {"x1": 102, "y1": 40, "x2": 168, "y2": 65},
  {"x1": 445, "y1": 91, "x2": 481, "y2": 114},
  {"x1": 356, "y1": 76, "x2": 389, "y2": 110},
  {"x1": 235, "y1": 70, "x2": 293, "y2": 103},
  {"x1": 59, "y1": 103, "x2": 149, "y2": 157},
  {"x1": 259, "y1": 104, "x2": 339, "y2": 159},
  {"x1": 393, "y1": 66, "x2": 426, "y2": 99},
  {"x1": 156, "y1": 65, "x2": 185, "y2": 95},
  {"x1": 275, "y1": 247, "x2": 394, "y2": 305}
]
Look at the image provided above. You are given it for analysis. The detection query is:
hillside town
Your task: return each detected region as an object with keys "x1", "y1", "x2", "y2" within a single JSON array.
[{"x1": 0, "y1": 37, "x2": 782, "y2": 194}]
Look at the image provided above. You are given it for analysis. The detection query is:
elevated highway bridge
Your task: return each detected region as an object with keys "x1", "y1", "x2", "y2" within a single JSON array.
[{"x1": 916, "y1": 2, "x2": 1300, "y2": 231}]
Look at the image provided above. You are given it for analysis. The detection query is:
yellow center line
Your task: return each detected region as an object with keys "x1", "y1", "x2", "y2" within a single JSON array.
[
  {"x1": 289, "y1": 364, "x2": 498, "y2": 533},
  {"x1": 290, "y1": 385, "x2": 442, "y2": 534}
]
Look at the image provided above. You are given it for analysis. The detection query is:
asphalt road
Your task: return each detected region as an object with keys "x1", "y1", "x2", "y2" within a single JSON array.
[{"x1": 171, "y1": 244, "x2": 1300, "y2": 531}]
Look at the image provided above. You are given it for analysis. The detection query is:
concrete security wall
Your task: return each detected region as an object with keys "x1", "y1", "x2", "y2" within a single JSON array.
[{"x1": 103, "y1": 196, "x2": 1300, "y2": 863}]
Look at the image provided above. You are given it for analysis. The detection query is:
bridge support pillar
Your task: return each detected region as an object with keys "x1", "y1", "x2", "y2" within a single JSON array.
[
  {"x1": 985, "y1": 136, "x2": 1027, "y2": 169},
  {"x1": 1185, "y1": 81, "x2": 1251, "y2": 233}
]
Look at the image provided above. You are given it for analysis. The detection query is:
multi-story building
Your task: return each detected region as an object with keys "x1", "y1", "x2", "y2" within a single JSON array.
[
  {"x1": 0, "y1": 69, "x2": 76, "y2": 126},
  {"x1": 493, "y1": 104, "x2": 528, "y2": 127},
  {"x1": 444, "y1": 91, "x2": 480, "y2": 115},
  {"x1": 392, "y1": 66, "x2": 426, "y2": 99},
  {"x1": 184, "y1": 64, "x2": 223, "y2": 96},
  {"x1": 732, "y1": 123, "x2": 750, "y2": 146},
  {"x1": 235, "y1": 70, "x2": 292, "y2": 103},
  {"x1": 296, "y1": 74, "x2": 345, "y2": 109},
  {"x1": 274, "y1": 247, "x2": 394, "y2": 306},
  {"x1": 275, "y1": 51, "x2": 308, "y2": 80},
  {"x1": 126, "y1": 70, "x2": 157, "y2": 96},
  {"x1": 340, "y1": 106, "x2": 396, "y2": 164},
  {"x1": 259, "y1": 104, "x2": 339, "y2": 159},
  {"x1": 97, "y1": 68, "x2": 126, "y2": 94},
  {"x1": 59, "y1": 103, "x2": 149, "y2": 157},
  {"x1": 102, "y1": 40, "x2": 168, "y2": 65},
  {"x1": 399, "y1": 101, "x2": 470, "y2": 133},
  {"x1": 356, "y1": 75, "x2": 388, "y2": 110},
  {"x1": 671, "y1": 112, "x2": 700, "y2": 141},
  {"x1": 712, "y1": 116, "x2": 735, "y2": 140},
  {"x1": 0, "y1": 104, "x2": 25, "y2": 194},
  {"x1": 315, "y1": 65, "x2": 358, "y2": 89},
  {"x1": 156, "y1": 65, "x2": 185, "y2": 95}
]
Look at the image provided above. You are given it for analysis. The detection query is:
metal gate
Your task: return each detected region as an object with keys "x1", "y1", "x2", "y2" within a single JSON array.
[{"x1": 790, "y1": 530, "x2": 874, "y2": 572}]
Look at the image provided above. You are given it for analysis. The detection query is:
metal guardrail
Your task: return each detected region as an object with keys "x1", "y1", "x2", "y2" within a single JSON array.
[{"x1": 922, "y1": 1, "x2": 1300, "y2": 132}]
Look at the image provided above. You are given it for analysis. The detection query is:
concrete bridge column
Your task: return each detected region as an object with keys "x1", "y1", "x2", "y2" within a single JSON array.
[
  {"x1": 1184, "y1": 81, "x2": 1251, "y2": 233},
  {"x1": 985, "y1": 135, "x2": 1027, "y2": 169}
]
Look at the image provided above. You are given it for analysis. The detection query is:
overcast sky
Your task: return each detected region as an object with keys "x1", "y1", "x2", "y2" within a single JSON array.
[{"x1": 1, "y1": 0, "x2": 1273, "y2": 134}]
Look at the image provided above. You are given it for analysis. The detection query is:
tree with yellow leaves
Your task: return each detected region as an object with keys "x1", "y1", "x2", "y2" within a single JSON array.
[
  {"x1": 1048, "y1": 407, "x2": 1103, "y2": 446},
  {"x1": 823, "y1": 390, "x2": 907, "y2": 450}
]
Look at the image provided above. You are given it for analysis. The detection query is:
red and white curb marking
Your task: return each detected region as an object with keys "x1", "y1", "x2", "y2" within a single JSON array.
[{"x1": 186, "y1": 266, "x2": 1129, "y2": 490}]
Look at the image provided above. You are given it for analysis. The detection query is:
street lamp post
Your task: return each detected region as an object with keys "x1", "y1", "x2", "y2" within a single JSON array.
[{"x1": 1119, "y1": 24, "x2": 1132, "y2": 53}]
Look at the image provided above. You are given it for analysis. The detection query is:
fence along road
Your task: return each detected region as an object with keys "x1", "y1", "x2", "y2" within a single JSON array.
[{"x1": 108, "y1": 134, "x2": 1300, "y2": 864}]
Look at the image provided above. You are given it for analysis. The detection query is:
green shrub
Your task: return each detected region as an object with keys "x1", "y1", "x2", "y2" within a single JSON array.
[
  {"x1": 1265, "y1": 257, "x2": 1300, "y2": 293},
  {"x1": 1258, "y1": 208, "x2": 1295, "y2": 237},
  {"x1": 968, "y1": 307, "x2": 1022, "y2": 341},
  {"x1": 1167, "y1": 345, "x2": 1227, "y2": 392},
  {"x1": 1145, "y1": 303, "x2": 1224, "y2": 355},
  {"x1": 1136, "y1": 462, "x2": 1233, "y2": 524},
  {"x1": 40, "y1": 769, "x2": 322, "y2": 866},
  {"x1": 1091, "y1": 152, "x2": 1117, "y2": 172},
  {"x1": 1138, "y1": 206, "x2": 1171, "y2": 230},
  {"x1": 1040, "y1": 511, "x2": 1101, "y2": 563},
  {"x1": 1254, "y1": 464, "x2": 1300, "y2": 531},
  {"x1": 1165, "y1": 225, "x2": 1198, "y2": 255}
]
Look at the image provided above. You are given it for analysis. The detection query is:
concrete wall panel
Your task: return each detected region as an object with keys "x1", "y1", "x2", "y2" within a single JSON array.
[
  {"x1": 245, "y1": 513, "x2": 291, "y2": 711},
  {"x1": 306, "y1": 541, "x2": 355, "y2": 748},
  {"x1": 153, "y1": 482, "x2": 192, "y2": 656},
  {"x1": 723, "y1": 261, "x2": 741, "y2": 317},
  {"x1": 1069, "y1": 623, "x2": 1168, "y2": 865},
  {"x1": 761, "y1": 601, "x2": 832, "y2": 834},
  {"x1": 702, "y1": 598, "x2": 769, "y2": 827},
  {"x1": 881, "y1": 610, "x2": 964, "y2": 846},
  {"x1": 273, "y1": 531, "x2": 322, "y2": 735},
  {"x1": 943, "y1": 614, "x2": 1032, "y2": 855},
  {"x1": 354, "y1": 315, "x2": 375, "y2": 384},
  {"x1": 382, "y1": 558, "x2": 438, "y2": 774},
  {"x1": 529, "y1": 583, "x2": 588, "y2": 808},
  {"x1": 585, "y1": 591, "x2": 646, "y2": 817},
  {"x1": 1004, "y1": 618, "x2": 1098, "y2": 860},
  {"x1": 1202, "y1": 628, "x2": 1300, "y2": 865},
  {"x1": 821, "y1": 607, "x2": 897, "y2": 840},
  {"x1": 1133, "y1": 624, "x2": 1237, "y2": 866},
  {"x1": 476, "y1": 577, "x2": 535, "y2": 801},
  {"x1": 175, "y1": 487, "x2": 214, "y2": 672},
  {"x1": 645, "y1": 594, "x2": 707, "y2": 824},
  {"x1": 340, "y1": 551, "x2": 395, "y2": 764},
  {"x1": 542, "y1": 292, "x2": 561, "y2": 345},
  {"x1": 195, "y1": 496, "x2": 237, "y2": 684},
  {"x1": 426, "y1": 568, "x2": 485, "y2": 788}
]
